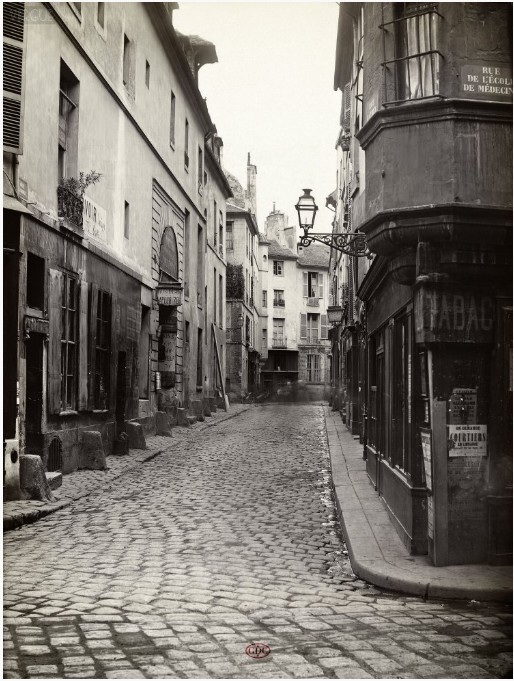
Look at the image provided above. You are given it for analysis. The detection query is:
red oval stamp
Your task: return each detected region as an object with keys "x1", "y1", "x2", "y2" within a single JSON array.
[{"x1": 245, "y1": 642, "x2": 271, "y2": 659}]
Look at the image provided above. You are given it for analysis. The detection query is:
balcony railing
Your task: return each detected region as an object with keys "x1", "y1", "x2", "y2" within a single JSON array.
[
  {"x1": 301, "y1": 332, "x2": 320, "y2": 344},
  {"x1": 272, "y1": 335, "x2": 287, "y2": 348},
  {"x1": 57, "y1": 186, "x2": 83, "y2": 229},
  {"x1": 273, "y1": 299, "x2": 285, "y2": 307},
  {"x1": 307, "y1": 297, "x2": 319, "y2": 307}
]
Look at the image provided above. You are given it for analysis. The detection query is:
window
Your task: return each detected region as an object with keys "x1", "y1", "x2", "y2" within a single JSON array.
[
  {"x1": 97, "y1": 2, "x2": 105, "y2": 28},
  {"x1": 184, "y1": 118, "x2": 189, "y2": 169},
  {"x1": 196, "y1": 328, "x2": 203, "y2": 386},
  {"x1": 381, "y1": 3, "x2": 440, "y2": 105},
  {"x1": 307, "y1": 354, "x2": 321, "y2": 383},
  {"x1": 213, "y1": 200, "x2": 217, "y2": 246},
  {"x1": 368, "y1": 330, "x2": 385, "y2": 456},
  {"x1": 273, "y1": 260, "x2": 284, "y2": 276},
  {"x1": 262, "y1": 290, "x2": 267, "y2": 308},
  {"x1": 94, "y1": 290, "x2": 111, "y2": 409},
  {"x1": 219, "y1": 210, "x2": 224, "y2": 255},
  {"x1": 61, "y1": 274, "x2": 78, "y2": 410},
  {"x1": 184, "y1": 210, "x2": 190, "y2": 298},
  {"x1": 300, "y1": 313, "x2": 328, "y2": 342},
  {"x1": 27, "y1": 252, "x2": 45, "y2": 310},
  {"x1": 124, "y1": 201, "x2": 129, "y2": 239},
  {"x1": 213, "y1": 267, "x2": 217, "y2": 324},
  {"x1": 262, "y1": 328, "x2": 267, "y2": 349},
  {"x1": 197, "y1": 224, "x2": 203, "y2": 306},
  {"x1": 273, "y1": 318, "x2": 285, "y2": 346},
  {"x1": 3, "y1": 1, "x2": 26, "y2": 154},
  {"x1": 273, "y1": 289, "x2": 285, "y2": 307},
  {"x1": 392, "y1": 313, "x2": 412, "y2": 472},
  {"x1": 169, "y1": 90, "x2": 176, "y2": 146},
  {"x1": 303, "y1": 271, "x2": 324, "y2": 298},
  {"x1": 145, "y1": 60, "x2": 150, "y2": 88},
  {"x1": 58, "y1": 60, "x2": 79, "y2": 180},
  {"x1": 219, "y1": 274, "x2": 223, "y2": 329},
  {"x1": 226, "y1": 221, "x2": 234, "y2": 250},
  {"x1": 139, "y1": 305, "x2": 150, "y2": 399},
  {"x1": 122, "y1": 34, "x2": 130, "y2": 87},
  {"x1": 198, "y1": 146, "x2": 203, "y2": 189}
]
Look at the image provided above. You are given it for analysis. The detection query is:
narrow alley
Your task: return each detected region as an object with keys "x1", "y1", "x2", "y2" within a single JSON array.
[{"x1": 3, "y1": 405, "x2": 512, "y2": 679}]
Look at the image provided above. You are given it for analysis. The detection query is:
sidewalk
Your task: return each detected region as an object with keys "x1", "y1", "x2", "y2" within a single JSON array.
[
  {"x1": 324, "y1": 406, "x2": 513, "y2": 602},
  {"x1": 3, "y1": 403, "x2": 252, "y2": 533}
]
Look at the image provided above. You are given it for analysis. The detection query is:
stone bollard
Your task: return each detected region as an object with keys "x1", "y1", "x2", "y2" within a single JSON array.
[
  {"x1": 113, "y1": 432, "x2": 129, "y2": 456},
  {"x1": 177, "y1": 408, "x2": 190, "y2": 427},
  {"x1": 208, "y1": 396, "x2": 217, "y2": 413},
  {"x1": 156, "y1": 410, "x2": 172, "y2": 436},
  {"x1": 202, "y1": 398, "x2": 212, "y2": 418},
  {"x1": 126, "y1": 421, "x2": 147, "y2": 450},
  {"x1": 79, "y1": 431, "x2": 106, "y2": 470},
  {"x1": 165, "y1": 405, "x2": 178, "y2": 426},
  {"x1": 190, "y1": 399, "x2": 204, "y2": 419},
  {"x1": 19, "y1": 454, "x2": 55, "y2": 501}
]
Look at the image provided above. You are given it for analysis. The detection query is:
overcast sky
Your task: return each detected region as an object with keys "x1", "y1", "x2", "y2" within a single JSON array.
[{"x1": 173, "y1": 1, "x2": 341, "y2": 233}]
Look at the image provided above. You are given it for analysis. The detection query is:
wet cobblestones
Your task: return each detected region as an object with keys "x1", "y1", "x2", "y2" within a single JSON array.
[{"x1": 3, "y1": 404, "x2": 512, "y2": 678}]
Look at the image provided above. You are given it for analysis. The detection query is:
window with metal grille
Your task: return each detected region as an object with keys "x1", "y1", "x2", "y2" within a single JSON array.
[
  {"x1": 47, "y1": 438, "x2": 63, "y2": 472},
  {"x1": 307, "y1": 354, "x2": 321, "y2": 383},
  {"x1": 226, "y1": 221, "x2": 234, "y2": 250},
  {"x1": 381, "y1": 3, "x2": 442, "y2": 106},
  {"x1": 61, "y1": 274, "x2": 78, "y2": 410},
  {"x1": 273, "y1": 289, "x2": 285, "y2": 307},
  {"x1": 94, "y1": 290, "x2": 111, "y2": 409}
]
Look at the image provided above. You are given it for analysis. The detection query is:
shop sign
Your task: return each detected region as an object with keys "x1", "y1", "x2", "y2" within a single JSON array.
[
  {"x1": 415, "y1": 289, "x2": 494, "y2": 343},
  {"x1": 24, "y1": 315, "x2": 49, "y2": 337},
  {"x1": 421, "y1": 429, "x2": 432, "y2": 492},
  {"x1": 447, "y1": 424, "x2": 487, "y2": 457},
  {"x1": 461, "y1": 64, "x2": 513, "y2": 100},
  {"x1": 83, "y1": 196, "x2": 106, "y2": 241},
  {"x1": 157, "y1": 286, "x2": 183, "y2": 307}
]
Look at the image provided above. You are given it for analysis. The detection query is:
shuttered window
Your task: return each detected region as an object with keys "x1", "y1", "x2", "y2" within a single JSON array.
[
  {"x1": 3, "y1": 2, "x2": 25, "y2": 153},
  {"x1": 321, "y1": 314, "x2": 328, "y2": 339}
]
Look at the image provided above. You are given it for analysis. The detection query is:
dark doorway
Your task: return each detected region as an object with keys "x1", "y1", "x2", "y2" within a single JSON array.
[
  {"x1": 116, "y1": 351, "x2": 127, "y2": 431},
  {"x1": 25, "y1": 334, "x2": 44, "y2": 454}
]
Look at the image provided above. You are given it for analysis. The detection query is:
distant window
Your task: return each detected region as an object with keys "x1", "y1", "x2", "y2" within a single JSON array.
[
  {"x1": 273, "y1": 260, "x2": 284, "y2": 276},
  {"x1": 198, "y1": 146, "x2": 203, "y2": 187},
  {"x1": 262, "y1": 290, "x2": 267, "y2": 308},
  {"x1": 184, "y1": 118, "x2": 189, "y2": 169},
  {"x1": 273, "y1": 289, "x2": 285, "y2": 307},
  {"x1": 169, "y1": 90, "x2": 176, "y2": 146},
  {"x1": 94, "y1": 290, "x2": 111, "y2": 409},
  {"x1": 27, "y1": 252, "x2": 45, "y2": 310},
  {"x1": 123, "y1": 34, "x2": 131, "y2": 87},
  {"x1": 97, "y1": 2, "x2": 105, "y2": 28},
  {"x1": 145, "y1": 60, "x2": 150, "y2": 88},
  {"x1": 226, "y1": 221, "x2": 234, "y2": 250},
  {"x1": 124, "y1": 201, "x2": 129, "y2": 239}
]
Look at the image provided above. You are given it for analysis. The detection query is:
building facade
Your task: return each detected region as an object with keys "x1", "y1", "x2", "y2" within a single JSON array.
[
  {"x1": 331, "y1": 2, "x2": 512, "y2": 565},
  {"x1": 3, "y1": 2, "x2": 230, "y2": 498}
]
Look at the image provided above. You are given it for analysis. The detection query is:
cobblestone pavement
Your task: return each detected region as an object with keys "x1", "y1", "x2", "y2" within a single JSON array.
[{"x1": 3, "y1": 404, "x2": 512, "y2": 679}]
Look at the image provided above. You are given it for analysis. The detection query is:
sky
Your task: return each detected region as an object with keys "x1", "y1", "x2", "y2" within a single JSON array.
[{"x1": 173, "y1": 1, "x2": 341, "y2": 233}]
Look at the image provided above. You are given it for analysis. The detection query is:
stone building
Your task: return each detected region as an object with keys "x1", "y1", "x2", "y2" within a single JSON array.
[
  {"x1": 330, "y1": 2, "x2": 512, "y2": 565},
  {"x1": 261, "y1": 207, "x2": 330, "y2": 396},
  {"x1": 3, "y1": 2, "x2": 230, "y2": 498},
  {"x1": 224, "y1": 156, "x2": 262, "y2": 398}
]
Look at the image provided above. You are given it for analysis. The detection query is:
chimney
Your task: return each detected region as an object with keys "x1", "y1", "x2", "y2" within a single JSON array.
[{"x1": 246, "y1": 152, "x2": 257, "y2": 218}]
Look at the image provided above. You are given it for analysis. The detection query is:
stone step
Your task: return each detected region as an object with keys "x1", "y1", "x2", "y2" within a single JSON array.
[{"x1": 45, "y1": 471, "x2": 62, "y2": 490}]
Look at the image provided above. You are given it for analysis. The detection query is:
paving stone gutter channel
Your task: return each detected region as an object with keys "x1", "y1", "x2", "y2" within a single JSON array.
[{"x1": 3, "y1": 404, "x2": 252, "y2": 533}]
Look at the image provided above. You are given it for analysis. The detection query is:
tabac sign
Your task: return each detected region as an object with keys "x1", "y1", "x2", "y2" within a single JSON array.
[
  {"x1": 157, "y1": 284, "x2": 183, "y2": 307},
  {"x1": 415, "y1": 288, "x2": 494, "y2": 343}
]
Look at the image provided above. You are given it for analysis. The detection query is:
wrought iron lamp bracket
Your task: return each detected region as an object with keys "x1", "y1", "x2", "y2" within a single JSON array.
[{"x1": 299, "y1": 231, "x2": 370, "y2": 258}]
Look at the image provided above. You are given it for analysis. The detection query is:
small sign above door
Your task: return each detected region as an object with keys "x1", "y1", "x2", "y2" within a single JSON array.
[{"x1": 157, "y1": 285, "x2": 183, "y2": 307}]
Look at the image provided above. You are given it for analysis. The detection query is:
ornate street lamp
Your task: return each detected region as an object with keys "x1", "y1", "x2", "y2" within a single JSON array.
[
  {"x1": 296, "y1": 189, "x2": 369, "y2": 257},
  {"x1": 327, "y1": 305, "x2": 344, "y2": 326}
]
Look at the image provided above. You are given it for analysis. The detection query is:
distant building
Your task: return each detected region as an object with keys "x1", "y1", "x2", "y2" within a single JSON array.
[
  {"x1": 261, "y1": 208, "x2": 330, "y2": 395},
  {"x1": 3, "y1": 2, "x2": 231, "y2": 498},
  {"x1": 331, "y1": 2, "x2": 512, "y2": 566}
]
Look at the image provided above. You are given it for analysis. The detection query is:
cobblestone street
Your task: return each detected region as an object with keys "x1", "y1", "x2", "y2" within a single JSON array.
[{"x1": 3, "y1": 404, "x2": 512, "y2": 679}]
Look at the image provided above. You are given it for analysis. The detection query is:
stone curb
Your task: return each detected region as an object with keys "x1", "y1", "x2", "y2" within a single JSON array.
[
  {"x1": 3, "y1": 404, "x2": 251, "y2": 533},
  {"x1": 325, "y1": 407, "x2": 513, "y2": 603}
]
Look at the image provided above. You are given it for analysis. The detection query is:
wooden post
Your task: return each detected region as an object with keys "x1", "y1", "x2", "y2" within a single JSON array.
[{"x1": 212, "y1": 323, "x2": 228, "y2": 411}]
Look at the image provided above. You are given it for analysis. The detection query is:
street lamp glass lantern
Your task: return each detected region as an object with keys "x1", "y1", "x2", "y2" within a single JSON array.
[
  {"x1": 327, "y1": 305, "x2": 344, "y2": 325},
  {"x1": 295, "y1": 188, "x2": 318, "y2": 232}
]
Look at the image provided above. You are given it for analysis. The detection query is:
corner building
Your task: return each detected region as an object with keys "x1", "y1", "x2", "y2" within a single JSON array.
[
  {"x1": 333, "y1": 2, "x2": 512, "y2": 565},
  {"x1": 3, "y1": 2, "x2": 229, "y2": 497}
]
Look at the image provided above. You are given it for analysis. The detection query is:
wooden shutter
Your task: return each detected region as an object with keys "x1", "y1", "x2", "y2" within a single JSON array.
[
  {"x1": 321, "y1": 314, "x2": 328, "y2": 339},
  {"x1": 318, "y1": 273, "x2": 324, "y2": 299},
  {"x1": 3, "y1": 3, "x2": 25, "y2": 153},
  {"x1": 78, "y1": 280, "x2": 88, "y2": 410},
  {"x1": 303, "y1": 271, "x2": 308, "y2": 297},
  {"x1": 47, "y1": 269, "x2": 63, "y2": 414},
  {"x1": 109, "y1": 294, "x2": 118, "y2": 412},
  {"x1": 342, "y1": 81, "x2": 351, "y2": 131},
  {"x1": 300, "y1": 313, "x2": 307, "y2": 339},
  {"x1": 87, "y1": 284, "x2": 98, "y2": 409}
]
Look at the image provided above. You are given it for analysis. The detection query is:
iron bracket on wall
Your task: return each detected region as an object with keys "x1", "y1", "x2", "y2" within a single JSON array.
[{"x1": 299, "y1": 231, "x2": 370, "y2": 257}]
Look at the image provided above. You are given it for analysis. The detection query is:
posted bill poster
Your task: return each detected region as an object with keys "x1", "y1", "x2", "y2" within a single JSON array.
[{"x1": 447, "y1": 424, "x2": 487, "y2": 457}]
